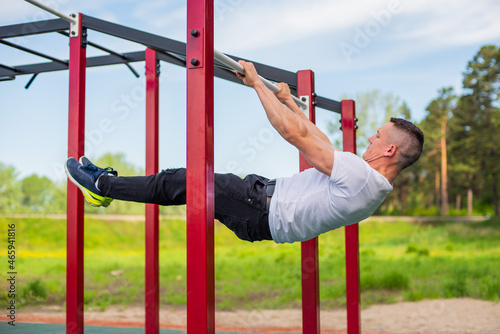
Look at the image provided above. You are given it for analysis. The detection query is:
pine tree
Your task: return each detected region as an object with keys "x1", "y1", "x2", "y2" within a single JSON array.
[
  {"x1": 461, "y1": 45, "x2": 500, "y2": 215},
  {"x1": 421, "y1": 87, "x2": 456, "y2": 216}
]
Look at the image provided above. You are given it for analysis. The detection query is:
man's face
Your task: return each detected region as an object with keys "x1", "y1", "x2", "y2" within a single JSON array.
[{"x1": 362, "y1": 122, "x2": 394, "y2": 162}]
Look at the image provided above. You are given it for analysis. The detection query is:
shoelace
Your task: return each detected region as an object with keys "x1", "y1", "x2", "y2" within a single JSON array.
[
  {"x1": 102, "y1": 167, "x2": 117, "y2": 176},
  {"x1": 82, "y1": 164, "x2": 117, "y2": 177}
]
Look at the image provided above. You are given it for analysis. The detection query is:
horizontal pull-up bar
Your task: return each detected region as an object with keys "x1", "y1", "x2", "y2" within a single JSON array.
[
  {"x1": 214, "y1": 49, "x2": 308, "y2": 110},
  {"x1": 25, "y1": 0, "x2": 79, "y2": 36},
  {"x1": 25, "y1": 0, "x2": 76, "y2": 25}
]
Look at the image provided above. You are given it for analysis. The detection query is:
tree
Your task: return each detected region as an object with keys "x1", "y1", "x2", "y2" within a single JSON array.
[
  {"x1": 461, "y1": 45, "x2": 500, "y2": 215},
  {"x1": 421, "y1": 87, "x2": 456, "y2": 216},
  {"x1": 20, "y1": 174, "x2": 55, "y2": 212},
  {"x1": 0, "y1": 163, "x2": 21, "y2": 213},
  {"x1": 448, "y1": 94, "x2": 480, "y2": 215}
]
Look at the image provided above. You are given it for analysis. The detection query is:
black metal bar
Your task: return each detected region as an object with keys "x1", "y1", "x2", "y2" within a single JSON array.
[
  {"x1": 157, "y1": 51, "x2": 186, "y2": 67},
  {"x1": 87, "y1": 51, "x2": 144, "y2": 67},
  {"x1": 0, "y1": 39, "x2": 68, "y2": 66},
  {"x1": 123, "y1": 62, "x2": 139, "y2": 78},
  {"x1": 86, "y1": 41, "x2": 140, "y2": 77},
  {"x1": 213, "y1": 61, "x2": 340, "y2": 113},
  {"x1": 0, "y1": 61, "x2": 64, "y2": 77},
  {"x1": 0, "y1": 63, "x2": 18, "y2": 73},
  {"x1": 0, "y1": 16, "x2": 342, "y2": 113},
  {"x1": 0, "y1": 17, "x2": 298, "y2": 87},
  {"x1": 0, "y1": 52, "x2": 341, "y2": 113},
  {"x1": 316, "y1": 96, "x2": 341, "y2": 114},
  {"x1": 82, "y1": 15, "x2": 298, "y2": 87},
  {"x1": 0, "y1": 76, "x2": 15, "y2": 82},
  {"x1": 82, "y1": 15, "x2": 186, "y2": 55},
  {"x1": 0, "y1": 19, "x2": 68, "y2": 39},
  {"x1": 25, "y1": 73, "x2": 39, "y2": 89},
  {"x1": 0, "y1": 51, "x2": 145, "y2": 78},
  {"x1": 58, "y1": 31, "x2": 139, "y2": 77},
  {"x1": 214, "y1": 65, "x2": 242, "y2": 85},
  {"x1": 87, "y1": 42, "x2": 140, "y2": 77}
]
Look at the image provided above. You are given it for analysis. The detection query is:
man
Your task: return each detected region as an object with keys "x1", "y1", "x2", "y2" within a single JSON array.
[{"x1": 65, "y1": 61, "x2": 424, "y2": 244}]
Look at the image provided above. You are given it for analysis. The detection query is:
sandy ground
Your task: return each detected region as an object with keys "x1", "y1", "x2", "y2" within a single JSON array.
[{"x1": 20, "y1": 298, "x2": 500, "y2": 334}]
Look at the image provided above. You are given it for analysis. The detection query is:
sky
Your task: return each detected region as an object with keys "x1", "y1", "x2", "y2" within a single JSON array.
[{"x1": 1, "y1": 0, "x2": 499, "y2": 182}]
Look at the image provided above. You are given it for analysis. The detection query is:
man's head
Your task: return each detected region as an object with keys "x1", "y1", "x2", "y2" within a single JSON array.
[
  {"x1": 363, "y1": 118, "x2": 424, "y2": 171},
  {"x1": 388, "y1": 118, "x2": 424, "y2": 169}
]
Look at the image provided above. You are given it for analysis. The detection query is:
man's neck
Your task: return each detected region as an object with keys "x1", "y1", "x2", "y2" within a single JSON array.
[{"x1": 368, "y1": 160, "x2": 400, "y2": 185}]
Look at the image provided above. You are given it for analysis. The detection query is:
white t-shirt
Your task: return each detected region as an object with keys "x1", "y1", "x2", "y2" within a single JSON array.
[{"x1": 268, "y1": 150, "x2": 393, "y2": 244}]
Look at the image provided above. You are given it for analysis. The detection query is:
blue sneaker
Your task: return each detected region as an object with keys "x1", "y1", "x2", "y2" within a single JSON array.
[
  {"x1": 79, "y1": 157, "x2": 117, "y2": 207},
  {"x1": 65, "y1": 157, "x2": 117, "y2": 207}
]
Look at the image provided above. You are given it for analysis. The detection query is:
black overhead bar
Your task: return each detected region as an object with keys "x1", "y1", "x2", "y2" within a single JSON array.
[
  {"x1": 57, "y1": 31, "x2": 140, "y2": 78},
  {"x1": 0, "y1": 76, "x2": 15, "y2": 82},
  {"x1": 316, "y1": 96, "x2": 342, "y2": 114},
  {"x1": 156, "y1": 50, "x2": 186, "y2": 68},
  {"x1": 25, "y1": 73, "x2": 39, "y2": 89},
  {"x1": 0, "y1": 39, "x2": 68, "y2": 66},
  {"x1": 82, "y1": 15, "x2": 186, "y2": 56},
  {"x1": 0, "y1": 15, "x2": 342, "y2": 113},
  {"x1": 0, "y1": 19, "x2": 68, "y2": 39},
  {"x1": 82, "y1": 15, "x2": 300, "y2": 87},
  {"x1": 0, "y1": 63, "x2": 18, "y2": 73},
  {"x1": 0, "y1": 51, "x2": 146, "y2": 78}
]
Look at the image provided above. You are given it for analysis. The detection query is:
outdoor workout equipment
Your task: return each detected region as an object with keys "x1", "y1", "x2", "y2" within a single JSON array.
[{"x1": 2, "y1": 1, "x2": 361, "y2": 333}]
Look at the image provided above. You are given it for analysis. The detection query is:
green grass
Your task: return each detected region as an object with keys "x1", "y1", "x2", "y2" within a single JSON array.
[{"x1": 1, "y1": 216, "x2": 499, "y2": 311}]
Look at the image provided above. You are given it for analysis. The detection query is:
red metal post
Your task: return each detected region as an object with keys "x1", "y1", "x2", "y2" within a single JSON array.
[
  {"x1": 186, "y1": 0, "x2": 215, "y2": 333},
  {"x1": 297, "y1": 70, "x2": 320, "y2": 334},
  {"x1": 66, "y1": 13, "x2": 86, "y2": 334},
  {"x1": 145, "y1": 48, "x2": 160, "y2": 334},
  {"x1": 341, "y1": 100, "x2": 360, "y2": 334}
]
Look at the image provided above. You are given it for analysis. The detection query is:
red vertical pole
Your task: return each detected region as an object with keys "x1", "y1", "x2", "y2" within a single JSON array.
[
  {"x1": 297, "y1": 70, "x2": 320, "y2": 334},
  {"x1": 186, "y1": 0, "x2": 215, "y2": 333},
  {"x1": 66, "y1": 13, "x2": 86, "y2": 334},
  {"x1": 341, "y1": 100, "x2": 360, "y2": 334},
  {"x1": 145, "y1": 48, "x2": 160, "y2": 334}
]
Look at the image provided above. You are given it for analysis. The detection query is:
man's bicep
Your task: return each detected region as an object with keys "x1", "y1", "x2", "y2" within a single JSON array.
[
  {"x1": 295, "y1": 133, "x2": 338, "y2": 176},
  {"x1": 287, "y1": 102, "x2": 335, "y2": 147}
]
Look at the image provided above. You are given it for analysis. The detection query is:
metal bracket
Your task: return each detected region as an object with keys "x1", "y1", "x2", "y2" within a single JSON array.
[
  {"x1": 339, "y1": 116, "x2": 359, "y2": 131},
  {"x1": 69, "y1": 13, "x2": 80, "y2": 37},
  {"x1": 187, "y1": 28, "x2": 204, "y2": 69},
  {"x1": 299, "y1": 95, "x2": 310, "y2": 116},
  {"x1": 24, "y1": 1, "x2": 80, "y2": 37}
]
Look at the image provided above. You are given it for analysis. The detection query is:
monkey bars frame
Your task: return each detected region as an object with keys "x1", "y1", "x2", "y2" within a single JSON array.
[{"x1": 0, "y1": 3, "x2": 360, "y2": 333}]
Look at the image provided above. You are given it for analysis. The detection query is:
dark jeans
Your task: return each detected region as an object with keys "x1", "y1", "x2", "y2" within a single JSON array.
[{"x1": 98, "y1": 168, "x2": 273, "y2": 242}]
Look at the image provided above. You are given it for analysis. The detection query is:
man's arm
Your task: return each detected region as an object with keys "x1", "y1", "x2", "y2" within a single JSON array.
[
  {"x1": 274, "y1": 82, "x2": 333, "y2": 146},
  {"x1": 236, "y1": 61, "x2": 339, "y2": 176}
]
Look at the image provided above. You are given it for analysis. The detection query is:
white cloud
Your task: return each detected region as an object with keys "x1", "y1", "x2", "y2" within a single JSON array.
[
  {"x1": 214, "y1": 0, "x2": 500, "y2": 72},
  {"x1": 215, "y1": 0, "x2": 385, "y2": 53},
  {"x1": 394, "y1": 0, "x2": 500, "y2": 47}
]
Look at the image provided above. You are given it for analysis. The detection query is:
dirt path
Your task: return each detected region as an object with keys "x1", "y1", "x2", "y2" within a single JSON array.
[{"x1": 20, "y1": 298, "x2": 499, "y2": 333}]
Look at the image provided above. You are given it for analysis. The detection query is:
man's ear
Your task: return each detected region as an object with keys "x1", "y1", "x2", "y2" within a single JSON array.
[{"x1": 384, "y1": 144, "x2": 397, "y2": 157}]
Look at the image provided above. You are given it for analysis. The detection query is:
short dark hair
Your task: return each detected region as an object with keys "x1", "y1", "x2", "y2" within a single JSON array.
[{"x1": 390, "y1": 117, "x2": 424, "y2": 169}]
